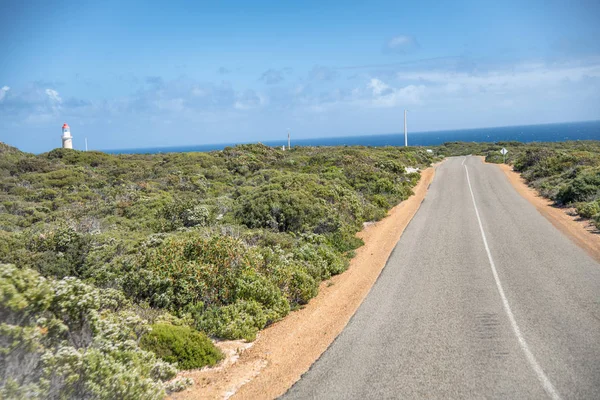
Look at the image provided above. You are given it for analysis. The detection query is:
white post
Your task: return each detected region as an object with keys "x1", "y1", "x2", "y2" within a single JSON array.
[
  {"x1": 404, "y1": 109, "x2": 408, "y2": 147},
  {"x1": 287, "y1": 129, "x2": 291, "y2": 150},
  {"x1": 85, "y1": 137, "x2": 88, "y2": 152}
]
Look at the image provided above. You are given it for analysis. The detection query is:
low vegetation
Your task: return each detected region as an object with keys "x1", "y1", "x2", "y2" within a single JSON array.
[
  {"x1": 0, "y1": 263, "x2": 187, "y2": 399},
  {"x1": 140, "y1": 324, "x2": 223, "y2": 370},
  {"x1": 0, "y1": 141, "x2": 432, "y2": 397}
]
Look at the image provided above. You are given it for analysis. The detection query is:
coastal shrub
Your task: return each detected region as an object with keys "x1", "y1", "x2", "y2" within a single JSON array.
[
  {"x1": 0, "y1": 264, "x2": 185, "y2": 399},
  {"x1": 234, "y1": 188, "x2": 330, "y2": 233},
  {"x1": 593, "y1": 215, "x2": 600, "y2": 230},
  {"x1": 143, "y1": 235, "x2": 254, "y2": 308},
  {"x1": 140, "y1": 323, "x2": 222, "y2": 369},
  {"x1": 326, "y1": 227, "x2": 364, "y2": 253},
  {"x1": 277, "y1": 265, "x2": 319, "y2": 306},
  {"x1": 292, "y1": 243, "x2": 347, "y2": 280},
  {"x1": 362, "y1": 202, "x2": 387, "y2": 222},
  {"x1": 485, "y1": 152, "x2": 505, "y2": 164},
  {"x1": 0, "y1": 143, "x2": 434, "y2": 348},
  {"x1": 157, "y1": 200, "x2": 212, "y2": 231},
  {"x1": 14, "y1": 157, "x2": 57, "y2": 174},
  {"x1": 24, "y1": 226, "x2": 92, "y2": 279},
  {"x1": 242, "y1": 229, "x2": 296, "y2": 250},
  {"x1": 234, "y1": 269, "x2": 290, "y2": 321},
  {"x1": 131, "y1": 235, "x2": 291, "y2": 325},
  {"x1": 513, "y1": 149, "x2": 557, "y2": 175},
  {"x1": 555, "y1": 168, "x2": 600, "y2": 204},
  {"x1": 576, "y1": 200, "x2": 600, "y2": 219},
  {"x1": 253, "y1": 247, "x2": 319, "y2": 306},
  {"x1": 182, "y1": 205, "x2": 211, "y2": 227},
  {"x1": 197, "y1": 300, "x2": 267, "y2": 341}
]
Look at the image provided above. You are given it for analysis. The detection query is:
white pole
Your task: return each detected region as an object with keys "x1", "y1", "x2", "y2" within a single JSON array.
[
  {"x1": 287, "y1": 129, "x2": 291, "y2": 150},
  {"x1": 85, "y1": 137, "x2": 88, "y2": 152},
  {"x1": 404, "y1": 109, "x2": 408, "y2": 147}
]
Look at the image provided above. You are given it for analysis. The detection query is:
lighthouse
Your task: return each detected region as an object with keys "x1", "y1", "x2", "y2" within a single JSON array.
[{"x1": 61, "y1": 123, "x2": 73, "y2": 149}]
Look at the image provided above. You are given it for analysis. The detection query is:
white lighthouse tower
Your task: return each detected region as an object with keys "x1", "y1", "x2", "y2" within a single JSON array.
[{"x1": 61, "y1": 123, "x2": 73, "y2": 149}]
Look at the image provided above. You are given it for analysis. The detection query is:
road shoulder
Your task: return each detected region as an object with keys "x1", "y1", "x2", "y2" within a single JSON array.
[
  {"x1": 170, "y1": 166, "x2": 437, "y2": 400},
  {"x1": 493, "y1": 162, "x2": 600, "y2": 263}
]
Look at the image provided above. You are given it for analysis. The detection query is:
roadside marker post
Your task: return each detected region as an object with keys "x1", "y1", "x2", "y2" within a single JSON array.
[{"x1": 501, "y1": 148, "x2": 508, "y2": 164}]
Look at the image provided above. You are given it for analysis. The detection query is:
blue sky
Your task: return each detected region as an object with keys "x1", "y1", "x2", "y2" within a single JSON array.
[{"x1": 1, "y1": 0, "x2": 599, "y2": 152}]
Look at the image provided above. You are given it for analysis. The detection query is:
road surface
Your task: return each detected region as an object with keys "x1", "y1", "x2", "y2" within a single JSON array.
[{"x1": 283, "y1": 156, "x2": 600, "y2": 399}]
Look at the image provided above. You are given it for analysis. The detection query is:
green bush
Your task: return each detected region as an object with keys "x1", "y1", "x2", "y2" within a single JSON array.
[
  {"x1": 555, "y1": 168, "x2": 600, "y2": 204},
  {"x1": 484, "y1": 152, "x2": 504, "y2": 164},
  {"x1": 576, "y1": 200, "x2": 600, "y2": 219},
  {"x1": 292, "y1": 243, "x2": 347, "y2": 280},
  {"x1": 140, "y1": 323, "x2": 222, "y2": 370},
  {"x1": 280, "y1": 266, "x2": 319, "y2": 306},
  {"x1": 235, "y1": 269, "x2": 290, "y2": 322},
  {"x1": 326, "y1": 227, "x2": 364, "y2": 253},
  {"x1": 25, "y1": 226, "x2": 92, "y2": 278},
  {"x1": 253, "y1": 247, "x2": 319, "y2": 306},
  {"x1": 0, "y1": 264, "x2": 189, "y2": 399},
  {"x1": 128, "y1": 235, "x2": 292, "y2": 340},
  {"x1": 197, "y1": 300, "x2": 267, "y2": 341},
  {"x1": 134, "y1": 235, "x2": 265, "y2": 310},
  {"x1": 157, "y1": 200, "x2": 212, "y2": 231},
  {"x1": 593, "y1": 214, "x2": 600, "y2": 230},
  {"x1": 235, "y1": 187, "x2": 330, "y2": 233}
]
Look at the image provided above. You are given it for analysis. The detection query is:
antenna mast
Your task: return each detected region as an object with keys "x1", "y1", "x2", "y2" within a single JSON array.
[{"x1": 404, "y1": 109, "x2": 408, "y2": 147}]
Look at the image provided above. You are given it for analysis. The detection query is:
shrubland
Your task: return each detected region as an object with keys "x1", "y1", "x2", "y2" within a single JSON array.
[
  {"x1": 0, "y1": 263, "x2": 193, "y2": 399},
  {"x1": 0, "y1": 141, "x2": 432, "y2": 396}
]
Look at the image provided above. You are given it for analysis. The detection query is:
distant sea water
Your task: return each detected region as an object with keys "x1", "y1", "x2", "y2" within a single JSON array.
[{"x1": 104, "y1": 120, "x2": 600, "y2": 155}]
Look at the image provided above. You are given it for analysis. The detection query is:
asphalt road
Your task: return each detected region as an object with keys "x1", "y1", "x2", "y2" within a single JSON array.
[{"x1": 283, "y1": 156, "x2": 600, "y2": 399}]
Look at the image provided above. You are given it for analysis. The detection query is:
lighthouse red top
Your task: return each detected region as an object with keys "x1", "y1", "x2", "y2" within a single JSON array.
[{"x1": 62, "y1": 123, "x2": 69, "y2": 129}]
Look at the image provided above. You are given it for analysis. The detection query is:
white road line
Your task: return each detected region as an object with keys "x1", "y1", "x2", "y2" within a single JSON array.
[
  {"x1": 464, "y1": 165, "x2": 562, "y2": 400},
  {"x1": 461, "y1": 157, "x2": 467, "y2": 166}
]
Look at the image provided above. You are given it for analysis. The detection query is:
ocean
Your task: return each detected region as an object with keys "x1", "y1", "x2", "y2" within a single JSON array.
[{"x1": 104, "y1": 120, "x2": 600, "y2": 154}]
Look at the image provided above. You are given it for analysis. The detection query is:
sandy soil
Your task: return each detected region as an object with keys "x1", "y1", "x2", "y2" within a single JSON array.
[
  {"x1": 170, "y1": 166, "x2": 437, "y2": 400},
  {"x1": 495, "y1": 163, "x2": 600, "y2": 263}
]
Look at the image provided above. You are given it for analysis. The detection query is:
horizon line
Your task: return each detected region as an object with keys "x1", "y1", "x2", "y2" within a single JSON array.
[{"x1": 96, "y1": 119, "x2": 600, "y2": 153}]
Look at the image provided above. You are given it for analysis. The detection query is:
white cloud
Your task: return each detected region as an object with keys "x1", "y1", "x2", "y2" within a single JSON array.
[
  {"x1": 389, "y1": 36, "x2": 412, "y2": 47},
  {"x1": 368, "y1": 78, "x2": 391, "y2": 96},
  {"x1": 385, "y1": 35, "x2": 419, "y2": 54},
  {"x1": 365, "y1": 78, "x2": 425, "y2": 107},
  {"x1": 234, "y1": 89, "x2": 265, "y2": 110},
  {"x1": 396, "y1": 61, "x2": 600, "y2": 94},
  {"x1": 0, "y1": 86, "x2": 9, "y2": 102},
  {"x1": 45, "y1": 88, "x2": 62, "y2": 103}
]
